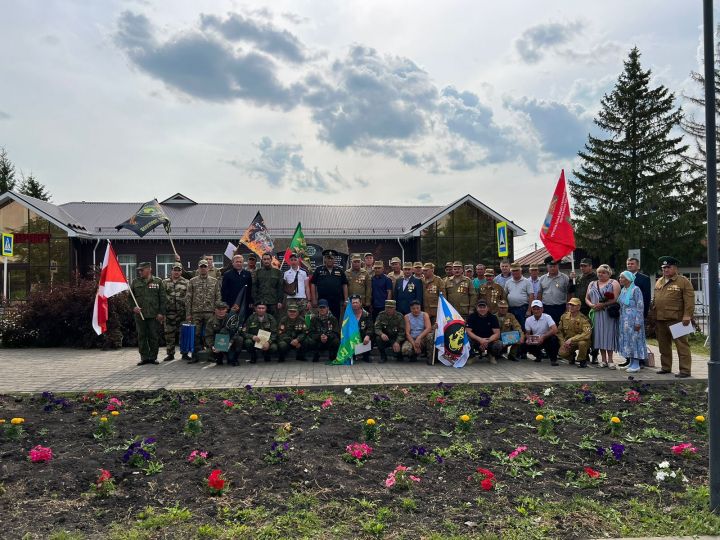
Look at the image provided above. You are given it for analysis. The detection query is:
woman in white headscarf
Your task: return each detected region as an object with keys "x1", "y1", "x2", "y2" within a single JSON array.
[{"x1": 617, "y1": 270, "x2": 647, "y2": 373}]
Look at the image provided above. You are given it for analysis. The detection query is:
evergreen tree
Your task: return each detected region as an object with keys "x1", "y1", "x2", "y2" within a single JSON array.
[
  {"x1": 570, "y1": 47, "x2": 701, "y2": 269},
  {"x1": 18, "y1": 172, "x2": 51, "y2": 201},
  {"x1": 0, "y1": 146, "x2": 16, "y2": 193}
]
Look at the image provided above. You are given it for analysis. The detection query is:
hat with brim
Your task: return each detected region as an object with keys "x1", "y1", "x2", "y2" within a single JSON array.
[
  {"x1": 567, "y1": 298, "x2": 581, "y2": 306},
  {"x1": 423, "y1": 262, "x2": 435, "y2": 269},
  {"x1": 544, "y1": 256, "x2": 558, "y2": 265},
  {"x1": 215, "y1": 301, "x2": 229, "y2": 310},
  {"x1": 402, "y1": 262, "x2": 413, "y2": 269},
  {"x1": 413, "y1": 262, "x2": 423, "y2": 268},
  {"x1": 390, "y1": 257, "x2": 401, "y2": 264},
  {"x1": 198, "y1": 259, "x2": 209, "y2": 267},
  {"x1": 318, "y1": 299, "x2": 329, "y2": 308},
  {"x1": 497, "y1": 300, "x2": 508, "y2": 308},
  {"x1": 385, "y1": 299, "x2": 396, "y2": 308},
  {"x1": 531, "y1": 300, "x2": 544, "y2": 308},
  {"x1": 484, "y1": 269, "x2": 495, "y2": 276},
  {"x1": 373, "y1": 261, "x2": 384, "y2": 268},
  {"x1": 323, "y1": 249, "x2": 337, "y2": 258},
  {"x1": 138, "y1": 262, "x2": 151, "y2": 270},
  {"x1": 453, "y1": 261, "x2": 463, "y2": 267},
  {"x1": 172, "y1": 263, "x2": 183, "y2": 270},
  {"x1": 659, "y1": 256, "x2": 679, "y2": 266},
  {"x1": 580, "y1": 258, "x2": 592, "y2": 266}
]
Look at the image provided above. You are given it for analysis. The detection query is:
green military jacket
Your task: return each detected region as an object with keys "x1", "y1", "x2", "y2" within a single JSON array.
[
  {"x1": 356, "y1": 309, "x2": 372, "y2": 339},
  {"x1": 651, "y1": 274, "x2": 695, "y2": 322},
  {"x1": 254, "y1": 267, "x2": 284, "y2": 306},
  {"x1": 347, "y1": 269, "x2": 372, "y2": 307},
  {"x1": 574, "y1": 271, "x2": 597, "y2": 314},
  {"x1": 185, "y1": 275, "x2": 219, "y2": 314},
  {"x1": 558, "y1": 312, "x2": 592, "y2": 343},
  {"x1": 444, "y1": 276, "x2": 477, "y2": 316},
  {"x1": 243, "y1": 313, "x2": 278, "y2": 343},
  {"x1": 131, "y1": 275, "x2": 166, "y2": 319},
  {"x1": 278, "y1": 315, "x2": 308, "y2": 342},
  {"x1": 163, "y1": 276, "x2": 189, "y2": 314},
  {"x1": 308, "y1": 313, "x2": 340, "y2": 341},
  {"x1": 374, "y1": 310, "x2": 406, "y2": 343},
  {"x1": 478, "y1": 282, "x2": 506, "y2": 313},
  {"x1": 423, "y1": 275, "x2": 445, "y2": 313},
  {"x1": 497, "y1": 312, "x2": 523, "y2": 334},
  {"x1": 205, "y1": 312, "x2": 241, "y2": 347}
]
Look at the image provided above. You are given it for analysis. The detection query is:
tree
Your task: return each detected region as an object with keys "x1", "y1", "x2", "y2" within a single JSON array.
[
  {"x1": 18, "y1": 172, "x2": 51, "y2": 201},
  {"x1": 0, "y1": 146, "x2": 16, "y2": 193},
  {"x1": 570, "y1": 47, "x2": 703, "y2": 269}
]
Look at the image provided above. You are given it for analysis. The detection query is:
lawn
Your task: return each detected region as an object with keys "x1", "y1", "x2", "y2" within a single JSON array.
[
  {"x1": 647, "y1": 332, "x2": 710, "y2": 357},
  {"x1": 0, "y1": 382, "x2": 718, "y2": 539}
]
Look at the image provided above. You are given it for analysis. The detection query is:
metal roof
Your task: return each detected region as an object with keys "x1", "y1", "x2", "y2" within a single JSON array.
[
  {"x1": 0, "y1": 191, "x2": 92, "y2": 237},
  {"x1": 513, "y1": 246, "x2": 573, "y2": 266}
]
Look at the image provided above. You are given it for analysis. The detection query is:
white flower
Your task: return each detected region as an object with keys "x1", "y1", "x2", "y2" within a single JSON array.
[
  {"x1": 682, "y1": 475, "x2": 689, "y2": 483},
  {"x1": 344, "y1": 388, "x2": 352, "y2": 395},
  {"x1": 655, "y1": 471, "x2": 668, "y2": 481},
  {"x1": 669, "y1": 471, "x2": 676, "y2": 478},
  {"x1": 543, "y1": 388, "x2": 552, "y2": 396},
  {"x1": 658, "y1": 461, "x2": 670, "y2": 469}
]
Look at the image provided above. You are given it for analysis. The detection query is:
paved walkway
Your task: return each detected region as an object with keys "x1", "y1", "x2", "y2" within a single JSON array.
[{"x1": 0, "y1": 345, "x2": 710, "y2": 392}]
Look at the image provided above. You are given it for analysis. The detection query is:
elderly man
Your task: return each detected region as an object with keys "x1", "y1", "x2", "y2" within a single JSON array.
[
  {"x1": 387, "y1": 256, "x2": 404, "y2": 286},
  {"x1": 310, "y1": 249, "x2": 348, "y2": 320},
  {"x1": 243, "y1": 302, "x2": 278, "y2": 363},
  {"x1": 494, "y1": 260, "x2": 512, "y2": 288},
  {"x1": 478, "y1": 269, "x2": 506, "y2": 314},
  {"x1": 444, "y1": 261, "x2": 477, "y2": 318},
  {"x1": 466, "y1": 299, "x2": 503, "y2": 364},
  {"x1": 524, "y1": 300, "x2": 560, "y2": 366},
  {"x1": 162, "y1": 263, "x2": 189, "y2": 361},
  {"x1": 496, "y1": 300, "x2": 524, "y2": 361},
  {"x1": 277, "y1": 302, "x2": 308, "y2": 362},
  {"x1": 422, "y1": 262, "x2": 445, "y2": 323},
  {"x1": 504, "y1": 263, "x2": 534, "y2": 330},
  {"x1": 131, "y1": 262, "x2": 166, "y2": 366},
  {"x1": 401, "y1": 300, "x2": 432, "y2": 363},
  {"x1": 558, "y1": 298, "x2": 592, "y2": 368},
  {"x1": 185, "y1": 259, "x2": 220, "y2": 362},
  {"x1": 651, "y1": 256, "x2": 695, "y2": 378},
  {"x1": 221, "y1": 254, "x2": 253, "y2": 320},
  {"x1": 374, "y1": 299, "x2": 405, "y2": 363},
  {"x1": 528, "y1": 264, "x2": 541, "y2": 297},
  {"x1": 473, "y1": 263, "x2": 487, "y2": 291},
  {"x1": 370, "y1": 261, "x2": 393, "y2": 322},
  {"x1": 308, "y1": 299, "x2": 340, "y2": 362},
  {"x1": 393, "y1": 262, "x2": 424, "y2": 315},
  {"x1": 347, "y1": 254, "x2": 372, "y2": 312},
  {"x1": 537, "y1": 256, "x2": 571, "y2": 324}
]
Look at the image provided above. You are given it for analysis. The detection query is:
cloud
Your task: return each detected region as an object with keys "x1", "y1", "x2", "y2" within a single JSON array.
[
  {"x1": 515, "y1": 21, "x2": 583, "y2": 64},
  {"x1": 0, "y1": 111, "x2": 10, "y2": 120},
  {"x1": 416, "y1": 193, "x2": 432, "y2": 203},
  {"x1": 559, "y1": 41, "x2": 623, "y2": 64},
  {"x1": 232, "y1": 136, "x2": 362, "y2": 193}
]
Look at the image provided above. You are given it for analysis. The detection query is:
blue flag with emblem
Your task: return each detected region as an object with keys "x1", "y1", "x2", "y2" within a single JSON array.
[
  {"x1": 434, "y1": 294, "x2": 471, "y2": 368},
  {"x1": 331, "y1": 301, "x2": 361, "y2": 365}
]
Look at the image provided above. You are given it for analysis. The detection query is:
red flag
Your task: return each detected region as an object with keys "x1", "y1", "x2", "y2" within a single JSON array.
[
  {"x1": 92, "y1": 242, "x2": 130, "y2": 335},
  {"x1": 540, "y1": 170, "x2": 576, "y2": 261}
]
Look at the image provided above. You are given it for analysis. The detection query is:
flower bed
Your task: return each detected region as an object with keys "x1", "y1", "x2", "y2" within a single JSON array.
[{"x1": 0, "y1": 381, "x2": 716, "y2": 539}]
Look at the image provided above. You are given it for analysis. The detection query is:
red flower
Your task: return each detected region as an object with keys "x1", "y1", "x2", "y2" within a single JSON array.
[
  {"x1": 584, "y1": 467, "x2": 600, "y2": 479},
  {"x1": 480, "y1": 478, "x2": 494, "y2": 491},
  {"x1": 476, "y1": 467, "x2": 495, "y2": 479},
  {"x1": 208, "y1": 469, "x2": 225, "y2": 491},
  {"x1": 603, "y1": 292, "x2": 615, "y2": 300}
]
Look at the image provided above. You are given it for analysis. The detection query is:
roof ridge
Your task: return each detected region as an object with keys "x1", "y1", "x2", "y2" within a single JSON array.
[{"x1": 60, "y1": 201, "x2": 444, "y2": 208}]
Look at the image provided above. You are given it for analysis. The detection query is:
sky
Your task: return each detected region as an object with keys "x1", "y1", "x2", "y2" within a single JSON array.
[{"x1": 0, "y1": 0, "x2": 709, "y2": 254}]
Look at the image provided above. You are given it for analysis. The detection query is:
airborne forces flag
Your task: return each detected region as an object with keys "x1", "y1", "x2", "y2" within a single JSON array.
[
  {"x1": 434, "y1": 294, "x2": 471, "y2": 368},
  {"x1": 115, "y1": 200, "x2": 171, "y2": 237}
]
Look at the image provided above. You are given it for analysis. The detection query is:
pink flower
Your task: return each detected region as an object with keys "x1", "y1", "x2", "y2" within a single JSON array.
[
  {"x1": 508, "y1": 445, "x2": 528, "y2": 460},
  {"x1": 29, "y1": 445, "x2": 53, "y2": 463},
  {"x1": 321, "y1": 398, "x2": 333, "y2": 409},
  {"x1": 672, "y1": 443, "x2": 697, "y2": 455},
  {"x1": 395, "y1": 465, "x2": 408, "y2": 472},
  {"x1": 222, "y1": 399, "x2": 235, "y2": 408},
  {"x1": 385, "y1": 475, "x2": 396, "y2": 488},
  {"x1": 536, "y1": 399, "x2": 545, "y2": 407},
  {"x1": 625, "y1": 390, "x2": 641, "y2": 403},
  {"x1": 409, "y1": 475, "x2": 421, "y2": 482}
]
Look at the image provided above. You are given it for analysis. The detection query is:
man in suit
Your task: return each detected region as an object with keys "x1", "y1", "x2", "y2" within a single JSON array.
[
  {"x1": 393, "y1": 262, "x2": 424, "y2": 315},
  {"x1": 621, "y1": 256, "x2": 651, "y2": 368},
  {"x1": 221, "y1": 254, "x2": 253, "y2": 320}
]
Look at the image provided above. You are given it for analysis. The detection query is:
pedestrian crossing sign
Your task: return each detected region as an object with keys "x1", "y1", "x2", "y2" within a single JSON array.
[
  {"x1": 496, "y1": 222, "x2": 508, "y2": 257},
  {"x1": 2, "y1": 232, "x2": 13, "y2": 257}
]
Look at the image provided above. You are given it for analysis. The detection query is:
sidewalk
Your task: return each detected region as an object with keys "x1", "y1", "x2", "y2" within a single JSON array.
[{"x1": 0, "y1": 345, "x2": 709, "y2": 393}]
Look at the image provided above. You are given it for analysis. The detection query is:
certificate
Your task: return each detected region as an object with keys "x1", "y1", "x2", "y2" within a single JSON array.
[
  {"x1": 254, "y1": 329, "x2": 272, "y2": 348},
  {"x1": 354, "y1": 341, "x2": 372, "y2": 355},
  {"x1": 214, "y1": 333, "x2": 231, "y2": 352},
  {"x1": 669, "y1": 321, "x2": 694, "y2": 340}
]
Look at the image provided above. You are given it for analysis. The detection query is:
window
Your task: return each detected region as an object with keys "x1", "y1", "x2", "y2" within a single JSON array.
[
  {"x1": 156, "y1": 254, "x2": 175, "y2": 279},
  {"x1": 118, "y1": 254, "x2": 137, "y2": 282}
]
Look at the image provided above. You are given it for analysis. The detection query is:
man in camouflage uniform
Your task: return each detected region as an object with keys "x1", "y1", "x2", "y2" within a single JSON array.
[
  {"x1": 413, "y1": 262, "x2": 424, "y2": 280},
  {"x1": 202, "y1": 254, "x2": 223, "y2": 279},
  {"x1": 387, "y1": 256, "x2": 403, "y2": 287},
  {"x1": 571, "y1": 258, "x2": 598, "y2": 363},
  {"x1": 374, "y1": 299, "x2": 406, "y2": 363},
  {"x1": 347, "y1": 254, "x2": 372, "y2": 311},
  {"x1": 422, "y1": 262, "x2": 445, "y2": 323},
  {"x1": 243, "y1": 302, "x2": 278, "y2": 363},
  {"x1": 185, "y1": 259, "x2": 220, "y2": 362},
  {"x1": 255, "y1": 253, "x2": 284, "y2": 317},
  {"x1": 558, "y1": 298, "x2": 592, "y2": 368},
  {"x1": 478, "y1": 269, "x2": 506, "y2": 314},
  {"x1": 205, "y1": 301, "x2": 242, "y2": 366},
  {"x1": 308, "y1": 299, "x2": 340, "y2": 362},
  {"x1": 277, "y1": 302, "x2": 308, "y2": 362},
  {"x1": 162, "y1": 263, "x2": 189, "y2": 361},
  {"x1": 444, "y1": 261, "x2": 477, "y2": 318},
  {"x1": 347, "y1": 294, "x2": 373, "y2": 363},
  {"x1": 131, "y1": 262, "x2": 166, "y2": 366},
  {"x1": 496, "y1": 300, "x2": 524, "y2": 361},
  {"x1": 443, "y1": 262, "x2": 453, "y2": 280},
  {"x1": 363, "y1": 252, "x2": 375, "y2": 272},
  {"x1": 464, "y1": 264, "x2": 474, "y2": 280}
]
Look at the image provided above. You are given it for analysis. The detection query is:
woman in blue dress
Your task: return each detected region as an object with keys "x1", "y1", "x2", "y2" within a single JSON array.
[{"x1": 617, "y1": 270, "x2": 646, "y2": 373}]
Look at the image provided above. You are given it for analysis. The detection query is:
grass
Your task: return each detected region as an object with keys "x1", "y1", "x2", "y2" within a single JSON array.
[{"x1": 647, "y1": 331, "x2": 709, "y2": 356}]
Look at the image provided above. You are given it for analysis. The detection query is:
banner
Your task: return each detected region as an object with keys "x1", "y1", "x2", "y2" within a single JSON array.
[
  {"x1": 434, "y1": 294, "x2": 471, "y2": 368},
  {"x1": 539, "y1": 170, "x2": 576, "y2": 261},
  {"x1": 283, "y1": 222, "x2": 312, "y2": 269},
  {"x1": 240, "y1": 212, "x2": 275, "y2": 257},
  {"x1": 92, "y1": 242, "x2": 130, "y2": 335},
  {"x1": 332, "y1": 302, "x2": 360, "y2": 365},
  {"x1": 115, "y1": 200, "x2": 171, "y2": 238}
]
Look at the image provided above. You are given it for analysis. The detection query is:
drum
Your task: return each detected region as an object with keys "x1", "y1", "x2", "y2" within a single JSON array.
[{"x1": 180, "y1": 323, "x2": 195, "y2": 354}]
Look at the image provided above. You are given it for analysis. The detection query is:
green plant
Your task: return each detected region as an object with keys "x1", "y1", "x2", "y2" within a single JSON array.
[{"x1": 143, "y1": 461, "x2": 164, "y2": 476}]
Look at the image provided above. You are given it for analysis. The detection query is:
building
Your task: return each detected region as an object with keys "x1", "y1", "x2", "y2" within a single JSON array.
[{"x1": 0, "y1": 191, "x2": 525, "y2": 300}]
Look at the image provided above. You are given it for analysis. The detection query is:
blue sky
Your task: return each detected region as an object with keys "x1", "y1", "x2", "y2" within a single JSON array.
[{"x1": 0, "y1": 1, "x2": 707, "y2": 252}]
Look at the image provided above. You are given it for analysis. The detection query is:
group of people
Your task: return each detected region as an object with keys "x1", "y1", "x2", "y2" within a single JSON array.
[{"x1": 130, "y1": 249, "x2": 696, "y2": 377}]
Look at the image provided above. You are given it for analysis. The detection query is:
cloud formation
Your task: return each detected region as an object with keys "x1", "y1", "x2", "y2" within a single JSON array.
[{"x1": 515, "y1": 21, "x2": 582, "y2": 64}]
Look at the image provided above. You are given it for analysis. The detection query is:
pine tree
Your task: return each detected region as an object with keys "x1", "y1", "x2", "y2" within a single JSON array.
[
  {"x1": 0, "y1": 147, "x2": 16, "y2": 193},
  {"x1": 18, "y1": 172, "x2": 51, "y2": 201},
  {"x1": 570, "y1": 47, "x2": 701, "y2": 269}
]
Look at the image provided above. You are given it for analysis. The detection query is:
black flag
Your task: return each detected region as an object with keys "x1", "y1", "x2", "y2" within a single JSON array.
[{"x1": 115, "y1": 200, "x2": 171, "y2": 237}]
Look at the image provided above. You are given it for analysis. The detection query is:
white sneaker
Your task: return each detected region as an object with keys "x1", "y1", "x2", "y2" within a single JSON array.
[
  {"x1": 626, "y1": 367, "x2": 640, "y2": 373},
  {"x1": 607, "y1": 363, "x2": 617, "y2": 370}
]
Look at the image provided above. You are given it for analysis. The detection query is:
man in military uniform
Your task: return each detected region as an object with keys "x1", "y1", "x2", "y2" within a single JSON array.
[
  {"x1": 422, "y1": 262, "x2": 445, "y2": 323},
  {"x1": 247, "y1": 254, "x2": 258, "y2": 278},
  {"x1": 478, "y1": 269, "x2": 506, "y2": 313},
  {"x1": 374, "y1": 299, "x2": 406, "y2": 363},
  {"x1": 243, "y1": 302, "x2": 278, "y2": 363},
  {"x1": 349, "y1": 294, "x2": 373, "y2": 363},
  {"x1": 557, "y1": 298, "x2": 592, "y2": 368},
  {"x1": 185, "y1": 259, "x2": 220, "y2": 362},
  {"x1": 255, "y1": 253, "x2": 284, "y2": 317},
  {"x1": 131, "y1": 262, "x2": 166, "y2": 366},
  {"x1": 571, "y1": 258, "x2": 598, "y2": 363},
  {"x1": 308, "y1": 299, "x2": 340, "y2": 362},
  {"x1": 413, "y1": 262, "x2": 424, "y2": 280},
  {"x1": 651, "y1": 256, "x2": 695, "y2": 378},
  {"x1": 401, "y1": 300, "x2": 432, "y2": 362},
  {"x1": 163, "y1": 263, "x2": 189, "y2": 361},
  {"x1": 444, "y1": 261, "x2": 477, "y2": 318},
  {"x1": 205, "y1": 301, "x2": 242, "y2": 365},
  {"x1": 464, "y1": 264, "x2": 474, "y2": 280},
  {"x1": 201, "y1": 254, "x2": 223, "y2": 279},
  {"x1": 363, "y1": 252, "x2": 375, "y2": 272},
  {"x1": 393, "y1": 262, "x2": 424, "y2": 315},
  {"x1": 277, "y1": 302, "x2": 308, "y2": 362},
  {"x1": 443, "y1": 262, "x2": 453, "y2": 280},
  {"x1": 496, "y1": 300, "x2": 524, "y2": 361},
  {"x1": 387, "y1": 256, "x2": 404, "y2": 286},
  {"x1": 310, "y1": 249, "x2": 348, "y2": 320},
  {"x1": 347, "y1": 254, "x2": 372, "y2": 311}
]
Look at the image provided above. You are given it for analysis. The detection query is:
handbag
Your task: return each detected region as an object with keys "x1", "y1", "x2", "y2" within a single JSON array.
[
  {"x1": 284, "y1": 270, "x2": 299, "y2": 295},
  {"x1": 595, "y1": 281, "x2": 620, "y2": 319}
]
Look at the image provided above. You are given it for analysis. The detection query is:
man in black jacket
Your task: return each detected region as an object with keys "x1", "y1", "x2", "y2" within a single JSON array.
[
  {"x1": 393, "y1": 262, "x2": 424, "y2": 315},
  {"x1": 221, "y1": 255, "x2": 253, "y2": 320}
]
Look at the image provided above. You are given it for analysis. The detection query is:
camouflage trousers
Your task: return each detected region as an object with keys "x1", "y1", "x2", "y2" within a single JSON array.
[
  {"x1": 191, "y1": 312, "x2": 214, "y2": 353},
  {"x1": 164, "y1": 310, "x2": 185, "y2": 355}
]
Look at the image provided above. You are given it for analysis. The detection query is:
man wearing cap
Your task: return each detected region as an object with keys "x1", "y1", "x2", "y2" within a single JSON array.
[
  {"x1": 496, "y1": 300, "x2": 524, "y2": 361},
  {"x1": 310, "y1": 249, "x2": 349, "y2": 320},
  {"x1": 444, "y1": 261, "x2": 477, "y2": 318},
  {"x1": 374, "y1": 299, "x2": 405, "y2": 362},
  {"x1": 277, "y1": 302, "x2": 309, "y2": 362},
  {"x1": 363, "y1": 253, "x2": 375, "y2": 272},
  {"x1": 347, "y1": 254, "x2": 372, "y2": 312},
  {"x1": 221, "y1": 254, "x2": 254, "y2": 321},
  {"x1": 651, "y1": 256, "x2": 695, "y2": 378},
  {"x1": 387, "y1": 257, "x2": 404, "y2": 286},
  {"x1": 131, "y1": 262, "x2": 166, "y2": 365},
  {"x1": 494, "y1": 260, "x2": 512, "y2": 288},
  {"x1": 255, "y1": 253, "x2": 284, "y2": 317},
  {"x1": 198, "y1": 254, "x2": 222, "y2": 280},
  {"x1": 402, "y1": 300, "x2": 432, "y2": 362},
  {"x1": 350, "y1": 294, "x2": 373, "y2": 363},
  {"x1": 371, "y1": 261, "x2": 393, "y2": 322},
  {"x1": 558, "y1": 298, "x2": 592, "y2": 368},
  {"x1": 537, "y1": 256, "x2": 571, "y2": 324},
  {"x1": 422, "y1": 262, "x2": 445, "y2": 323},
  {"x1": 185, "y1": 259, "x2": 220, "y2": 362},
  {"x1": 572, "y1": 258, "x2": 599, "y2": 364},
  {"x1": 247, "y1": 254, "x2": 258, "y2": 278},
  {"x1": 393, "y1": 262, "x2": 424, "y2": 315},
  {"x1": 242, "y1": 303, "x2": 278, "y2": 363},
  {"x1": 466, "y1": 299, "x2": 503, "y2": 364},
  {"x1": 283, "y1": 253, "x2": 310, "y2": 314},
  {"x1": 443, "y1": 262, "x2": 453, "y2": 280},
  {"x1": 308, "y1": 299, "x2": 340, "y2": 362},
  {"x1": 464, "y1": 265, "x2": 475, "y2": 280},
  {"x1": 206, "y1": 301, "x2": 242, "y2": 366},
  {"x1": 524, "y1": 300, "x2": 560, "y2": 365},
  {"x1": 478, "y1": 269, "x2": 506, "y2": 314},
  {"x1": 413, "y1": 262, "x2": 424, "y2": 280},
  {"x1": 473, "y1": 264, "x2": 487, "y2": 291},
  {"x1": 162, "y1": 262, "x2": 189, "y2": 361},
  {"x1": 504, "y1": 264, "x2": 534, "y2": 328}
]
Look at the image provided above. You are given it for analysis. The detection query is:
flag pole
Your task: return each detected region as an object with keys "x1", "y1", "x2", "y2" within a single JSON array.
[{"x1": 166, "y1": 232, "x2": 178, "y2": 258}]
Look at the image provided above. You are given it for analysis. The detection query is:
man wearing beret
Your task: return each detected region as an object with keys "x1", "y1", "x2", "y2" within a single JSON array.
[
  {"x1": 131, "y1": 262, "x2": 166, "y2": 365},
  {"x1": 185, "y1": 259, "x2": 220, "y2": 362},
  {"x1": 650, "y1": 256, "x2": 695, "y2": 377},
  {"x1": 374, "y1": 299, "x2": 406, "y2": 362},
  {"x1": 370, "y1": 261, "x2": 393, "y2": 322},
  {"x1": 393, "y1": 261, "x2": 424, "y2": 315},
  {"x1": 162, "y1": 262, "x2": 189, "y2": 361},
  {"x1": 444, "y1": 261, "x2": 477, "y2": 318}
]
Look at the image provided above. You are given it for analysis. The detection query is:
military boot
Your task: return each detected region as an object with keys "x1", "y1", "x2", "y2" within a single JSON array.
[{"x1": 163, "y1": 354, "x2": 174, "y2": 362}]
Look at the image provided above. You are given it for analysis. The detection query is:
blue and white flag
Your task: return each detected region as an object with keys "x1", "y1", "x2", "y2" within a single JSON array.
[{"x1": 434, "y1": 294, "x2": 471, "y2": 368}]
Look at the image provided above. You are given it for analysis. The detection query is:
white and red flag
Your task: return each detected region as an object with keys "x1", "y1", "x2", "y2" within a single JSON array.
[{"x1": 92, "y1": 242, "x2": 129, "y2": 335}]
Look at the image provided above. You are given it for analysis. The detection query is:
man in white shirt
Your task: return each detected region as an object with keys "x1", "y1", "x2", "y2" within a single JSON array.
[
  {"x1": 524, "y1": 300, "x2": 560, "y2": 366},
  {"x1": 283, "y1": 254, "x2": 310, "y2": 313}
]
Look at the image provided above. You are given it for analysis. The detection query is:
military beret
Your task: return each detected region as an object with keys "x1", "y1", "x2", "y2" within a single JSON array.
[
  {"x1": 198, "y1": 259, "x2": 209, "y2": 267},
  {"x1": 529, "y1": 264, "x2": 539, "y2": 271},
  {"x1": 510, "y1": 264, "x2": 522, "y2": 271},
  {"x1": 390, "y1": 257, "x2": 401, "y2": 264},
  {"x1": 215, "y1": 301, "x2": 229, "y2": 309},
  {"x1": 373, "y1": 261, "x2": 384, "y2": 268},
  {"x1": 318, "y1": 299, "x2": 329, "y2": 307},
  {"x1": 423, "y1": 262, "x2": 435, "y2": 269},
  {"x1": 172, "y1": 263, "x2": 183, "y2": 270},
  {"x1": 445, "y1": 262, "x2": 453, "y2": 267},
  {"x1": 323, "y1": 249, "x2": 337, "y2": 258},
  {"x1": 137, "y1": 262, "x2": 151, "y2": 269},
  {"x1": 385, "y1": 299, "x2": 396, "y2": 308},
  {"x1": 659, "y1": 256, "x2": 679, "y2": 266},
  {"x1": 497, "y1": 300, "x2": 508, "y2": 308},
  {"x1": 464, "y1": 265, "x2": 473, "y2": 271},
  {"x1": 351, "y1": 254, "x2": 362, "y2": 261},
  {"x1": 364, "y1": 253, "x2": 373, "y2": 258},
  {"x1": 287, "y1": 303, "x2": 299, "y2": 311},
  {"x1": 402, "y1": 262, "x2": 413, "y2": 269},
  {"x1": 567, "y1": 298, "x2": 581, "y2": 306},
  {"x1": 453, "y1": 261, "x2": 463, "y2": 267},
  {"x1": 544, "y1": 256, "x2": 559, "y2": 265},
  {"x1": 580, "y1": 258, "x2": 593, "y2": 265},
  {"x1": 476, "y1": 299, "x2": 488, "y2": 306},
  {"x1": 484, "y1": 269, "x2": 495, "y2": 276},
  {"x1": 413, "y1": 262, "x2": 423, "y2": 268}
]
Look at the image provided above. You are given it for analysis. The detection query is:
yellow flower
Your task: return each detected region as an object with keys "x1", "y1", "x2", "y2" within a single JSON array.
[
  {"x1": 10, "y1": 417, "x2": 24, "y2": 425},
  {"x1": 91, "y1": 411, "x2": 98, "y2": 416},
  {"x1": 459, "y1": 414, "x2": 471, "y2": 422},
  {"x1": 535, "y1": 414, "x2": 545, "y2": 422},
  {"x1": 366, "y1": 418, "x2": 376, "y2": 426},
  {"x1": 111, "y1": 411, "x2": 120, "y2": 417},
  {"x1": 189, "y1": 414, "x2": 199, "y2": 422},
  {"x1": 0, "y1": 419, "x2": 5, "y2": 424},
  {"x1": 610, "y1": 416, "x2": 621, "y2": 424},
  {"x1": 100, "y1": 417, "x2": 108, "y2": 423},
  {"x1": 696, "y1": 415, "x2": 706, "y2": 423}
]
